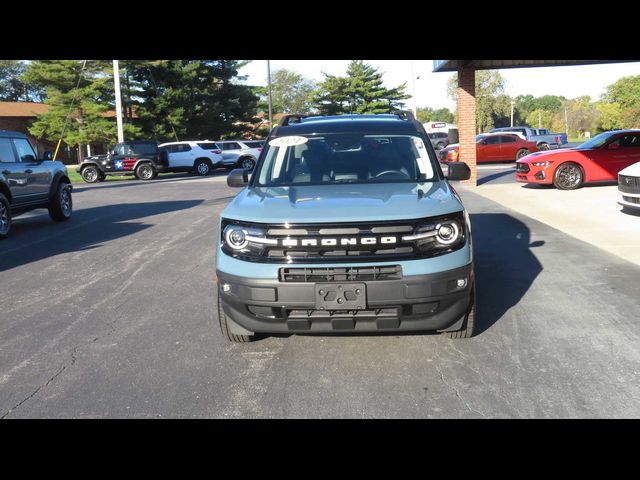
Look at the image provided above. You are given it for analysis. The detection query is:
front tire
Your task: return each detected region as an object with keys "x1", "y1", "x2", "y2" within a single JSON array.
[
  {"x1": 194, "y1": 159, "x2": 212, "y2": 176},
  {"x1": 443, "y1": 289, "x2": 476, "y2": 339},
  {"x1": 81, "y1": 165, "x2": 100, "y2": 183},
  {"x1": 240, "y1": 157, "x2": 255, "y2": 171},
  {"x1": 135, "y1": 163, "x2": 155, "y2": 181},
  {"x1": 48, "y1": 181, "x2": 73, "y2": 222},
  {"x1": 217, "y1": 291, "x2": 254, "y2": 343},
  {"x1": 553, "y1": 162, "x2": 583, "y2": 190},
  {"x1": 516, "y1": 148, "x2": 530, "y2": 160},
  {"x1": 436, "y1": 142, "x2": 445, "y2": 150},
  {"x1": 0, "y1": 193, "x2": 11, "y2": 239}
]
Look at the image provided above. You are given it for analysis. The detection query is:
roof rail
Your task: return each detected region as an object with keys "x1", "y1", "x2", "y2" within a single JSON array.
[
  {"x1": 392, "y1": 110, "x2": 416, "y2": 121},
  {"x1": 278, "y1": 114, "x2": 309, "y2": 126}
]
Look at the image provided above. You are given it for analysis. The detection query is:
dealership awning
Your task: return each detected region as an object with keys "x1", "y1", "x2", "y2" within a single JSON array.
[{"x1": 432, "y1": 60, "x2": 635, "y2": 72}]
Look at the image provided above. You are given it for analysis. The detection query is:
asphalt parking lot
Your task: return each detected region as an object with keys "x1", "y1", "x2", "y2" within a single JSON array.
[{"x1": 1, "y1": 171, "x2": 639, "y2": 418}]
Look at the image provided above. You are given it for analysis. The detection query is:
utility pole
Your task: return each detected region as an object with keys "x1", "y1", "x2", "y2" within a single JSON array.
[
  {"x1": 113, "y1": 60, "x2": 125, "y2": 143},
  {"x1": 410, "y1": 60, "x2": 418, "y2": 117},
  {"x1": 267, "y1": 60, "x2": 273, "y2": 130},
  {"x1": 564, "y1": 107, "x2": 569, "y2": 137},
  {"x1": 510, "y1": 100, "x2": 515, "y2": 127}
]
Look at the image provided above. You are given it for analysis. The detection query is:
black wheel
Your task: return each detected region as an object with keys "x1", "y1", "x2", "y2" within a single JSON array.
[
  {"x1": 516, "y1": 148, "x2": 530, "y2": 160},
  {"x1": 48, "y1": 181, "x2": 73, "y2": 222},
  {"x1": 135, "y1": 163, "x2": 155, "y2": 181},
  {"x1": 0, "y1": 193, "x2": 11, "y2": 239},
  {"x1": 194, "y1": 159, "x2": 212, "y2": 176},
  {"x1": 217, "y1": 291, "x2": 254, "y2": 343},
  {"x1": 553, "y1": 162, "x2": 583, "y2": 190},
  {"x1": 538, "y1": 143, "x2": 550, "y2": 151},
  {"x1": 240, "y1": 157, "x2": 255, "y2": 171},
  {"x1": 443, "y1": 289, "x2": 475, "y2": 339},
  {"x1": 81, "y1": 165, "x2": 100, "y2": 183}
]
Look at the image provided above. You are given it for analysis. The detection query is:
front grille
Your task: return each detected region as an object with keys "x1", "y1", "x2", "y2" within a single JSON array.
[
  {"x1": 622, "y1": 195, "x2": 640, "y2": 204},
  {"x1": 221, "y1": 213, "x2": 466, "y2": 263},
  {"x1": 280, "y1": 265, "x2": 403, "y2": 283},
  {"x1": 516, "y1": 162, "x2": 530, "y2": 173},
  {"x1": 619, "y1": 175, "x2": 640, "y2": 194}
]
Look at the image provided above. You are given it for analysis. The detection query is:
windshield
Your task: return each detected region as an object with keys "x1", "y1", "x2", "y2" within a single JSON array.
[
  {"x1": 575, "y1": 131, "x2": 619, "y2": 150},
  {"x1": 254, "y1": 133, "x2": 438, "y2": 187}
]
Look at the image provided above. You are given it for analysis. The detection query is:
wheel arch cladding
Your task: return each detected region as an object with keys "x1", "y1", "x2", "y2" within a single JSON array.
[
  {"x1": 48, "y1": 172, "x2": 70, "y2": 198},
  {"x1": 0, "y1": 181, "x2": 12, "y2": 203}
]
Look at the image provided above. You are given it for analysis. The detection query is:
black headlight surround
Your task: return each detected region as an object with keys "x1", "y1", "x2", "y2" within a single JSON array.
[{"x1": 220, "y1": 212, "x2": 467, "y2": 263}]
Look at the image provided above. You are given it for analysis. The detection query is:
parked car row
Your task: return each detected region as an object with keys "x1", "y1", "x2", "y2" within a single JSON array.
[
  {"x1": 438, "y1": 132, "x2": 538, "y2": 164},
  {"x1": 76, "y1": 139, "x2": 265, "y2": 183}
]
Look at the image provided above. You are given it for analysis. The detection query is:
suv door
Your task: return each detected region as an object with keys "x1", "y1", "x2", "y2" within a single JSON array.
[
  {"x1": 220, "y1": 142, "x2": 241, "y2": 164},
  {"x1": 0, "y1": 137, "x2": 26, "y2": 202},
  {"x1": 13, "y1": 137, "x2": 51, "y2": 198},
  {"x1": 172, "y1": 143, "x2": 194, "y2": 167}
]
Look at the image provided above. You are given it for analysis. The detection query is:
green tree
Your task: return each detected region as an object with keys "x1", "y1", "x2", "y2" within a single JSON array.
[
  {"x1": 602, "y1": 75, "x2": 640, "y2": 110},
  {"x1": 259, "y1": 69, "x2": 317, "y2": 114},
  {"x1": 312, "y1": 60, "x2": 409, "y2": 115},
  {"x1": 23, "y1": 60, "x2": 139, "y2": 156},
  {"x1": 0, "y1": 60, "x2": 44, "y2": 101},
  {"x1": 447, "y1": 70, "x2": 509, "y2": 132},
  {"x1": 124, "y1": 60, "x2": 259, "y2": 141},
  {"x1": 416, "y1": 106, "x2": 454, "y2": 124}
]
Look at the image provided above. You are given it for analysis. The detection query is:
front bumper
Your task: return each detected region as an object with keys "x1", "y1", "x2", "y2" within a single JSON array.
[
  {"x1": 217, "y1": 263, "x2": 474, "y2": 334},
  {"x1": 618, "y1": 192, "x2": 640, "y2": 210},
  {"x1": 515, "y1": 163, "x2": 552, "y2": 184}
]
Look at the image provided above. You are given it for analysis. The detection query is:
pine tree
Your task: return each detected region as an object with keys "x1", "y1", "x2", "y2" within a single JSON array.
[
  {"x1": 312, "y1": 61, "x2": 409, "y2": 115},
  {"x1": 23, "y1": 60, "x2": 140, "y2": 156},
  {"x1": 0, "y1": 60, "x2": 44, "y2": 101}
]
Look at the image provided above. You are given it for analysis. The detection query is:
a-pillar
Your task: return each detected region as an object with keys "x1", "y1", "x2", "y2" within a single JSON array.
[{"x1": 457, "y1": 63, "x2": 476, "y2": 186}]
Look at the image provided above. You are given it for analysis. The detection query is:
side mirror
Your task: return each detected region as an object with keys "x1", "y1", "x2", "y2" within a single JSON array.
[
  {"x1": 43, "y1": 151, "x2": 53, "y2": 160},
  {"x1": 227, "y1": 168, "x2": 248, "y2": 188},
  {"x1": 447, "y1": 162, "x2": 471, "y2": 181}
]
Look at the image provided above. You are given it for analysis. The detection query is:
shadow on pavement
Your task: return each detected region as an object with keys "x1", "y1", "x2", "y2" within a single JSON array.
[
  {"x1": 470, "y1": 213, "x2": 544, "y2": 335},
  {"x1": 72, "y1": 170, "x2": 230, "y2": 193},
  {"x1": 477, "y1": 167, "x2": 516, "y2": 186},
  {"x1": 0, "y1": 200, "x2": 203, "y2": 272}
]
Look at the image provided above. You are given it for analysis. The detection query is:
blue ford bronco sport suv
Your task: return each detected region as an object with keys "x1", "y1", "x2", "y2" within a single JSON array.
[
  {"x1": 0, "y1": 131, "x2": 72, "y2": 239},
  {"x1": 216, "y1": 112, "x2": 474, "y2": 342}
]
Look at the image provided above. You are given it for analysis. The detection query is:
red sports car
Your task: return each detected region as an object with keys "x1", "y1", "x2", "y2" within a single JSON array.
[
  {"x1": 439, "y1": 133, "x2": 538, "y2": 164},
  {"x1": 515, "y1": 130, "x2": 640, "y2": 189}
]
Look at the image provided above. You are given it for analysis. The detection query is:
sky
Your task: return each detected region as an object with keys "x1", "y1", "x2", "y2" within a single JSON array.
[{"x1": 238, "y1": 60, "x2": 640, "y2": 112}]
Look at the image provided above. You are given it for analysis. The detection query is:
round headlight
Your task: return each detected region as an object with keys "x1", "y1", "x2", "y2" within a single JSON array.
[
  {"x1": 224, "y1": 225, "x2": 248, "y2": 250},
  {"x1": 436, "y1": 222, "x2": 460, "y2": 245}
]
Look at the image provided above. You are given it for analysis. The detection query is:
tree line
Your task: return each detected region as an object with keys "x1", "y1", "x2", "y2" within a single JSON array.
[{"x1": 1, "y1": 60, "x2": 639, "y2": 155}]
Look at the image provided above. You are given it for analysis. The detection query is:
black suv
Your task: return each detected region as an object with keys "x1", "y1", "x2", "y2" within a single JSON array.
[
  {"x1": 76, "y1": 140, "x2": 169, "y2": 183},
  {"x1": 0, "y1": 131, "x2": 72, "y2": 239}
]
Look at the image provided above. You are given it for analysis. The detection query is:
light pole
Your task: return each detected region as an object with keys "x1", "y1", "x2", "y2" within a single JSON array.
[
  {"x1": 510, "y1": 100, "x2": 515, "y2": 127},
  {"x1": 113, "y1": 60, "x2": 125, "y2": 143},
  {"x1": 267, "y1": 60, "x2": 273, "y2": 130},
  {"x1": 410, "y1": 60, "x2": 417, "y2": 117}
]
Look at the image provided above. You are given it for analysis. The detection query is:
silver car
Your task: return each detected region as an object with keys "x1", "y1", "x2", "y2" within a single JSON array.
[{"x1": 215, "y1": 140, "x2": 264, "y2": 171}]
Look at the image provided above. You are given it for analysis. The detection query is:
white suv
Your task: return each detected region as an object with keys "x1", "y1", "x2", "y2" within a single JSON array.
[
  {"x1": 158, "y1": 141, "x2": 224, "y2": 176},
  {"x1": 216, "y1": 140, "x2": 264, "y2": 171}
]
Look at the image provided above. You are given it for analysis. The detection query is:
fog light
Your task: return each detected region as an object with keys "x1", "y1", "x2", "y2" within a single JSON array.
[
  {"x1": 222, "y1": 283, "x2": 231, "y2": 292},
  {"x1": 456, "y1": 278, "x2": 467, "y2": 288}
]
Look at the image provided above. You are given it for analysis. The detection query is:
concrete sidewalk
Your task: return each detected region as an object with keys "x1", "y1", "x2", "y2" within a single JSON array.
[{"x1": 465, "y1": 181, "x2": 640, "y2": 266}]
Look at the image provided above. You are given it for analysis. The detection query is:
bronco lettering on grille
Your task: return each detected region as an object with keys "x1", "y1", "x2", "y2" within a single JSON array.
[{"x1": 276, "y1": 236, "x2": 397, "y2": 247}]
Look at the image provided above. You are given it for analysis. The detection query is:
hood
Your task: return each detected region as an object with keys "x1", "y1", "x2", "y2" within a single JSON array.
[
  {"x1": 221, "y1": 181, "x2": 464, "y2": 224},
  {"x1": 517, "y1": 148, "x2": 582, "y2": 162},
  {"x1": 619, "y1": 161, "x2": 640, "y2": 176},
  {"x1": 84, "y1": 154, "x2": 108, "y2": 162}
]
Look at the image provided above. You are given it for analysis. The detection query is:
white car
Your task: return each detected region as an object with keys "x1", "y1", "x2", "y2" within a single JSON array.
[
  {"x1": 215, "y1": 140, "x2": 264, "y2": 171},
  {"x1": 618, "y1": 162, "x2": 640, "y2": 212},
  {"x1": 158, "y1": 141, "x2": 224, "y2": 176}
]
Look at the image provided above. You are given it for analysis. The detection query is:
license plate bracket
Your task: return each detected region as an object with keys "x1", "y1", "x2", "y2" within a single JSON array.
[{"x1": 315, "y1": 283, "x2": 366, "y2": 310}]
